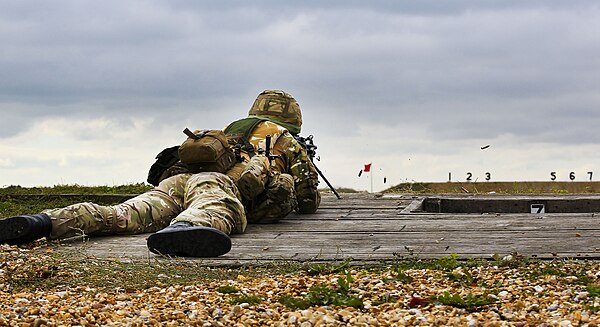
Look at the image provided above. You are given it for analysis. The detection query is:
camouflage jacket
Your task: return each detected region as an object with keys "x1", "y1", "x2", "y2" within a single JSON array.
[{"x1": 225, "y1": 117, "x2": 321, "y2": 214}]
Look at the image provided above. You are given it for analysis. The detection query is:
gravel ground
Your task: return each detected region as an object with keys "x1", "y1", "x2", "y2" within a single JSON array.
[{"x1": 1, "y1": 245, "x2": 599, "y2": 326}]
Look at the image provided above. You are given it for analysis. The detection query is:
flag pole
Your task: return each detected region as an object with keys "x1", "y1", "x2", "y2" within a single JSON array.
[{"x1": 370, "y1": 168, "x2": 373, "y2": 193}]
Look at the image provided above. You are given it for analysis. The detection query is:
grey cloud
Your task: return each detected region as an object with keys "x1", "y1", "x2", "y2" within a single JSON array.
[{"x1": 1, "y1": 1, "x2": 599, "y2": 146}]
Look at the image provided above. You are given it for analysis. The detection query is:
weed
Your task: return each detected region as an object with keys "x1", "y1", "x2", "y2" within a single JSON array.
[
  {"x1": 431, "y1": 291, "x2": 494, "y2": 310},
  {"x1": 434, "y1": 254, "x2": 460, "y2": 271},
  {"x1": 387, "y1": 271, "x2": 414, "y2": 283},
  {"x1": 278, "y1": 271, "x2": 363, "y2": 309},
  {"x1": 304, "y1": 258, "x2": 352, "y2": 276},
  {"x1": 539, "y1": 267, "x2": 568, "y2": 277},
  {"x1": 383, "y1": 263, "x2": 414, "y2": 284},
  {"x1": 447, "y1": 270, "x2": 483, "y2": 287},
  {"x1": 385, "y1": 254, "x2": 480, "y2": 273},
  {"x1": 278, "y1": 295, "x2": 312, "y2": 310},
  {"x1": 303, "y1": 284, "x2": 363, "y2": 308},
  {"x1": 588, "y1": 284, "x2": 600, "y2": 298},
  {"x1": 217, "y1": 285, "x2": 240, "y2": 294}
]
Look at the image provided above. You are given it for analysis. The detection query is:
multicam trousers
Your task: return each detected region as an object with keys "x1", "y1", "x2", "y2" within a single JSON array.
[{"x1": 44, "y1": 172, "x2": 247, "y2": 240}]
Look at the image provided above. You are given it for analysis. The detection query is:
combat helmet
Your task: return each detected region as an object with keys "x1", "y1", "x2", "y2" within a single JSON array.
[{"x1": 248, "y1": 90, "x2": 302, "y2": 132}]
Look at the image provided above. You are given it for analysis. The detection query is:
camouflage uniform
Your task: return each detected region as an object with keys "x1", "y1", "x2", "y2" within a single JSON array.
[
  {"x1": 226, "y1": 90, "x2": 321, "y2": 223},
  {"x1": 45, "y1": 172, "x2": 246, "y2": 240},
  {"x1": 41, "y1": 90, "x2": 319, "y2": 240}
]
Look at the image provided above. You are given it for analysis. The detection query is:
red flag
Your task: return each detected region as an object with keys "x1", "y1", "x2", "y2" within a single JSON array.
[{"x1": 363, "y1": 163, "x2": 371, "y2": 173}]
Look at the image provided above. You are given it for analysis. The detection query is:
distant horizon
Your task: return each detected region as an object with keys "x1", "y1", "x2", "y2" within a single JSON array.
[{"x1": 1, "y1": 1, "x2": 599, "y2": 193}]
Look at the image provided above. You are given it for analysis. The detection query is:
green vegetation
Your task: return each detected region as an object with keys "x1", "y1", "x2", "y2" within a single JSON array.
[
  {"x1": 0, "y1": 184, "x2": 152, "y2": 196},
  {"x1": 216, "y1": 285, "x2": 240, "y2": 294},
  {"x1": 446, "y1": 270, "x2": 483, "y2": 287},
  {"x1": 385, "y1": 182, "x2": 433, "y2": 194},
  {"x1": 588, "y1": 283, "x2": 600, "y2": 298},
  {"x1": 2, "y1": 184, "x2": 599, "y2": 316},
  {"x1": 430, "y1": 291, "x2": 495, "y2": 310},
  {"x1": 278, "y1": 271, "x2": 363, "y2": 309},
  {"x1": 0, "y1": 184, "x2": 152, "y2": 217},
  {"x1": 1, "y1": 252, "x2": 247, "y2": 291},
  {"x1": 303, "y1": 258, "x2": 353, "y2": 276},
  {"x1": 2, "y1": 247, "x2": 598, "y2": 314}
]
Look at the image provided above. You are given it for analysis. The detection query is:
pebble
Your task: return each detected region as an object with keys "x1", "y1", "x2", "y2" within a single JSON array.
[
  {"x1": 0, "y1": 244, "x2": 598, "y2": 326},
  {"x1": 548, "y1": 303, "x2": 560, "y2": 311}
]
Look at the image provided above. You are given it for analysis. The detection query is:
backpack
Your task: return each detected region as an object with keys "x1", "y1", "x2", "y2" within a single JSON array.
[{"x1": 178, "y1": 128, "x2": 236, "y2": 174}]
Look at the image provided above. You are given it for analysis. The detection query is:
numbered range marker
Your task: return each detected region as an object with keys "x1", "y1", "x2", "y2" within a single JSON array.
[{"x1": 530, "y1": 204, "x2": 545, "y2": 214}]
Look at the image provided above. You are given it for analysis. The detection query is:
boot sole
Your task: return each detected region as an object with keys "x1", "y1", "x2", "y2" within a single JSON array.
[
  {"x1": 0, "y1": 216, "x2": 31, "y2": 245},
  {"x1": 147, "y1": 226, "x2": 232, "y2": 257}
]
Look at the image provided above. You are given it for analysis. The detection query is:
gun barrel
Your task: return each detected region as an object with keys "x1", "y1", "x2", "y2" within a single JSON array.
[{"x1": 314, "y1": 163, "x2": 342, "y2": 200}]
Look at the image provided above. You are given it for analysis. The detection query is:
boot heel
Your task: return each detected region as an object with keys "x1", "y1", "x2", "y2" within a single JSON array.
[{"x1": 0, "y1": 214, "x2": 52, "y2": 245}]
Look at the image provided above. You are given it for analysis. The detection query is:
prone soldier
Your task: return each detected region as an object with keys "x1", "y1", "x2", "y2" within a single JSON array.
[{"x1": 0, "y1": 90, "x2": 321, "y2": 257}]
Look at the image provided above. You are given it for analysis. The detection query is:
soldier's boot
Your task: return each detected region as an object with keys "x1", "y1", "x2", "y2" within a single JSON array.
[
  {"x1": 146, "y1": 222, "x2": 232, "y2": 257},
  {"x1": 0, "y1": 213, "x2": 52, "y2": 245}
]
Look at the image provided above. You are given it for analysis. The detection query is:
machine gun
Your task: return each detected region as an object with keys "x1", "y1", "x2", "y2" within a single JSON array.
[{"x1": 294, "y1": 135, "x2": 342, "y2": 199}]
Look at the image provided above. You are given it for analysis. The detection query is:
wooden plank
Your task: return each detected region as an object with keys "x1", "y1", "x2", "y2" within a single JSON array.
[
  {"x1": 62, "y1": 229, "x2": 600, "y2": 260},
  {"x1": 55, "y1": 193, "x2": 600, "y2": 263}
]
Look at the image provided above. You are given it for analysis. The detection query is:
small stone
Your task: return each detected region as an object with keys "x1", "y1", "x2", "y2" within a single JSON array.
[
  {"x1": 213, "y1": 308, "x2": 223, "y2": 318},
  {"x1": 231, "y1": 305, "x2": 242, "y2": 315}
]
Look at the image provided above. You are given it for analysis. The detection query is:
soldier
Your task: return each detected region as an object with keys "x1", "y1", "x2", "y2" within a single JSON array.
[{"x1": 0, "y1": 90, "x2": 320, "y2": 257}]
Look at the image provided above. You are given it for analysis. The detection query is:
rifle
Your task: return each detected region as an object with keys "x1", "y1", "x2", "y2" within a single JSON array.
[{"x1": 293, "y1": 134, "x2": 342, "y2": 199}]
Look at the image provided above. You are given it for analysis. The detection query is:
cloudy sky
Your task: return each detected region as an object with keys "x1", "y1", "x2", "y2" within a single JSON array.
[{"x1": 1, "y1": 1, "x2": 599, "y2": 192}]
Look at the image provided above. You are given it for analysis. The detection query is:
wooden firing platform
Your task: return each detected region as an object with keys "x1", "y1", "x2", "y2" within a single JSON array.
[{"x1": 59, "y1": 193, "x2": 600, "y2": 265}]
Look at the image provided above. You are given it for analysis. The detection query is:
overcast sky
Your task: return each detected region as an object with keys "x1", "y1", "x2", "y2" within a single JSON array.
[{"x1": 1, "y1": 1, "x2": 599, "y2": 192}]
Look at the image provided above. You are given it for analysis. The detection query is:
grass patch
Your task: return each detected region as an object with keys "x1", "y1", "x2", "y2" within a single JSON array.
[
  {"x1": 0, "y1": 184, "x2": 152, "y2": 196},
  {"x1": 588, "y1": 283, "x2": 600, "y2": 298},
  {"x1": 278, "y1": 271, "x2": 363, "y2": 309},
  {"x1": 216, "y1": 285, "x2": 240, "y2": 294},
  {"x1": 431, "y1": 291, "x2": 495, "y2": 310},
  {"x1": 447, "y1": 270, "x2": 484, "y2": 287},
  {"x1": 1, "y1": 250, "x2": 251, "y2": 292},
  {"x1": 390, "y1": 254, "x2": 466, "y2": 272},
  {"x1": 385, "y1": 182, "x2": 433, "y2": 194},
  {"x1": 0, "y1": 184, "x2": 151, "y2": 217},
  {"x1": 304, "y1": 258, "x2": 353, "y2": 276}
]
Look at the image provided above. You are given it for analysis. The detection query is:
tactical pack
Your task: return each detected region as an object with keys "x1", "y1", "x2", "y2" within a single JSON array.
[{"x1": 178, "y1": 128, "x2": 236, "y2": 174}]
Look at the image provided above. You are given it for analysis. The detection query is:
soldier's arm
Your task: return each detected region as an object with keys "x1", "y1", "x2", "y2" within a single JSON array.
[{"x1": 275, "y1": 134, "x2": 321, "y2": 214}]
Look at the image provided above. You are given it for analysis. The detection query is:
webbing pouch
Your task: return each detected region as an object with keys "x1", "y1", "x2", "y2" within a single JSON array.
[{"x1": 178, "y1": 128, "x2": 236, "y2": 173}]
